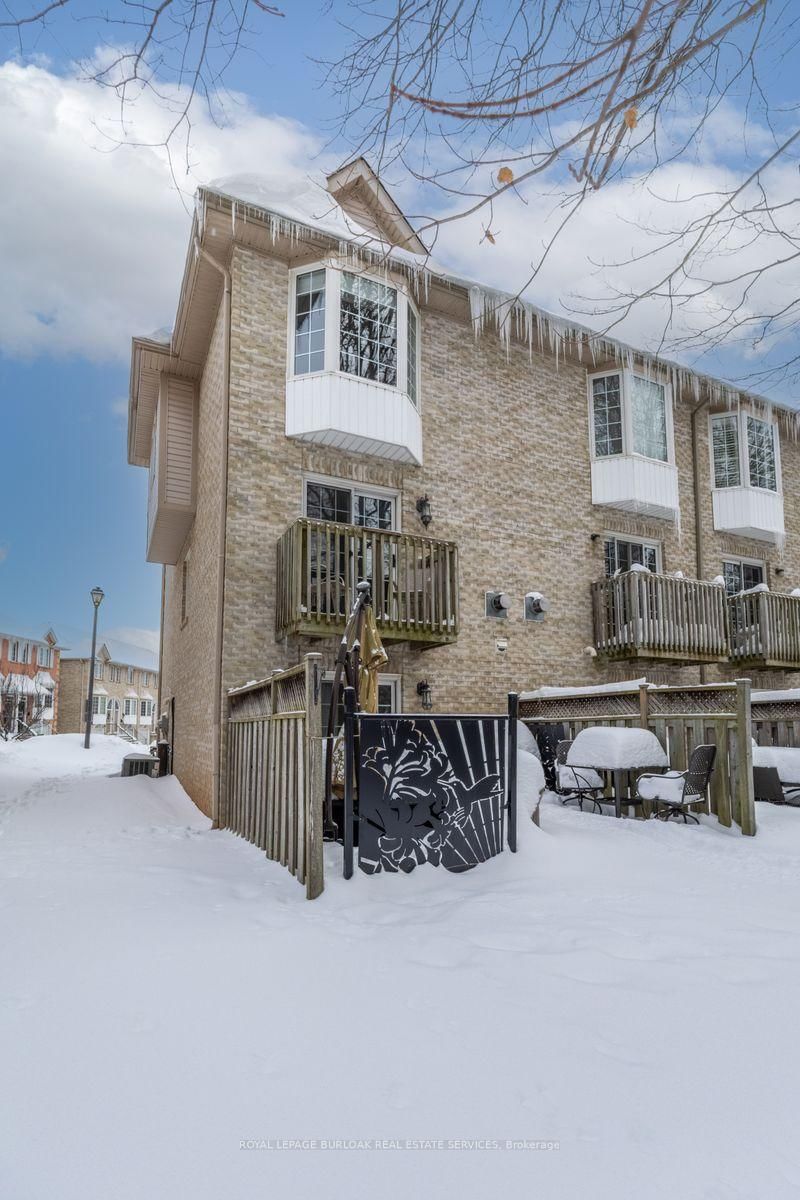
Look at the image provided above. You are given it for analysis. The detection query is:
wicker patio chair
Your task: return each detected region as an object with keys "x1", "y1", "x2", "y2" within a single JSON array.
[
  {"x1": 555, "y1": 740, "x2": 606, "y2": 813},
  {"x1": 636, "y1": 744, "x2": 717, "y2": 824}
]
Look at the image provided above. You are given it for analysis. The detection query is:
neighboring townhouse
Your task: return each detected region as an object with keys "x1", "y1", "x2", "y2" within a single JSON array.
[
  {"x1": 59, "y1": 643, "x2": 158, "y2": 743},
  {"x1": 0, "y1": 629, "x2": 60, "y2": 735},
  {"x1": 127, "y1": 157, "x2": 800, "y2": 819}
]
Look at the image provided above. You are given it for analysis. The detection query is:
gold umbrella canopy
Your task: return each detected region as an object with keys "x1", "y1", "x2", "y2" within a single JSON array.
[{"x1": 358, "y1": 604, "x2": 389, "y2": 713}]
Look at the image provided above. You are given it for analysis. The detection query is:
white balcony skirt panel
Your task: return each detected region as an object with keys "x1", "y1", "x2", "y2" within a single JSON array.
[
  {"x1": 92, "y1": 714, "x2": 106, "y2": 726},
  {"x1": 285, "y1": 373, "x2": 423, "y2": 465},
  {"x1": 139, "y1": 715, "x2": 153, "y2": 726},
  {"x1": 590, "y1": 455, "x2": 680, "y2": 522},
  {"x1": 122, "y1": 714, "x2": 138, "y2": 725},
  {"x1": 712, "y1": 486, "x2": 785, "y2": 542}
]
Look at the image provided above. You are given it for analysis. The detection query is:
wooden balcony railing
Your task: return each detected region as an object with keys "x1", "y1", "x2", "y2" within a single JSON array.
[
  {"x1": 276, "y1": 517, "x2": 459, "y2": 645},
  {"x1": 592, "y1": 570, "x2": 729, "y2": 664},
  {"x1": 729, "y1": 590, "x2": 800, "y2": 669}
]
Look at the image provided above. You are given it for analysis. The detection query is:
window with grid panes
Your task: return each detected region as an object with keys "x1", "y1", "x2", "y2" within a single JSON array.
[
  {"x1": 592, "y1": 374, "x2": 623, "y2": 456},
  {"x1": 339, "y1": 272, "x2": 398, "y2": 385},
  {"x1": 294, "y1": 270, "x2": 326, "y2": 375},
  {"x1": 747, "y1": 417, "x2": 777, "y2": 490},
  {"x1": 604, "y1": 537, "x2": 659, "y2": 576}
]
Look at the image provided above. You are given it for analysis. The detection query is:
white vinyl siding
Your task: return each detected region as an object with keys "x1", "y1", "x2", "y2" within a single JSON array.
[{"x1": 164, "y1": 379, "x2": 195, "y2": 506}]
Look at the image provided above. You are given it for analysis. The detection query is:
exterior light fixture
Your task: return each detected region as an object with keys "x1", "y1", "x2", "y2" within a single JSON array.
[
  {"x1": 416, "y1": 495, "x2": 433, "y2": 528},
  {"x1": 416, "y1": 680, "x2": 433, "y2": 710},
  {"x1": 590, "y1": 533, "x2": 600, "y2": 542},
  {"x1": 84, "y1": 585, "x2": 105, "y2": 750}
]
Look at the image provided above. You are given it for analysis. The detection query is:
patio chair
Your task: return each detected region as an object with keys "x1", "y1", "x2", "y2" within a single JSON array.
[
  {"x1": 555, "y1": 740, "x2": 606, "y2": 813},
  {"x1": 753, "y1": 765, "x2": 786, "y2": 805},
  {"x1": 636, "y1": 744, "x2": 717, "y2": 823}
]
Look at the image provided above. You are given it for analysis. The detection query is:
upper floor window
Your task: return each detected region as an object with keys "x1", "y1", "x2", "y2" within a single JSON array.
[
  {"x1": 127, "y1": 667, "x2": 135, "y2": 685},
  {"x1": 92, "y1": 695, "x2": 107, "y2": 716},
  {"x1": 290, "y1": 264, "x2": 419, "y2": 405},
  {"x1": 294, "y1": 269, "x2": 326, "y2": 375},
  {"x1": 95, "y1": 661, "x2": 104, "y2": 680},
  {"x1": 340, "y1": 272, "x2": 397, "y2": 385},
  {"x1": 590, "y1": 371, "x2": 670, "y2": 463},
  {"x1": 140, "y1": 699, "x2": 154, "y2": 718},
  {"x1": 123, "y1": 697, "x2": 137, "y2": 718},
  {"x1": 711, "y1": 411, "x2": 779, "y2": 493},
  {"x1": 110, "y1": 666, "x2": 121, "y2": 683},
  {"x1": 37, "y1": 645, "x2": 52, "y2": 669}
]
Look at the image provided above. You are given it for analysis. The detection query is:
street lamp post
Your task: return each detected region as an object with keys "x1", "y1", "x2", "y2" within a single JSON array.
[{"x1": 83, "y1": 586, "x2": 105, "y2": 750}]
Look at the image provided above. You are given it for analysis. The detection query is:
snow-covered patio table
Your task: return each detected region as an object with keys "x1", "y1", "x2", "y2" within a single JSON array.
[
  {"x1": 567, "y1": 726, "x2": 669, "y2": 818},
  {"x1": 753, "y1": 744, "x2": 800, "y2": 803}
]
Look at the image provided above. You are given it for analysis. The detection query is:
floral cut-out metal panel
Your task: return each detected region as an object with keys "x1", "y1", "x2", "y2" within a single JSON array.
[{"x1": 357, "y1": 716, "x2": 506, "y2": 874}]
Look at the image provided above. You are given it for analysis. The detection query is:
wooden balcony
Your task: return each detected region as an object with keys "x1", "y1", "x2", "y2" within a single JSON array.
[
  {"x1": 276, "y1": 518, "x2": 459, "y2": 645},
  {"x1": 729, "y1": 591, "x2": 800, "y2": 669},
  {"x1": 592, "y1": 570, "x2": 729, "y2": 664}
]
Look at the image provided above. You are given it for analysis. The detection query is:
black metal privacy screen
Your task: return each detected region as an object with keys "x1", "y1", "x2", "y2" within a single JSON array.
[{"x1": 352, "y1": 710, "x2": 517, "y2": 875}]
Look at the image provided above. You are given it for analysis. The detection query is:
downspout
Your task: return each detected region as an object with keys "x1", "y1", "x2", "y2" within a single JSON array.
[
  {"x1": 691, "y1": 397, "x2": 709, "y2": 682},
  {"x1": 156, "y1": 566, "x2": 165, "y2": 724},
  {"x1": 195, "y1": 238, "x2": 232, "y2": 828}
]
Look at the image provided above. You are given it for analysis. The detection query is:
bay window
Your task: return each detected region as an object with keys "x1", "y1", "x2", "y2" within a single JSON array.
[
  {"x1": 289, "y1": 264, "x2": 419, "y2": 404},
  {"x1": 710, "y1": 411, "x2": 779, "y2": 493},
  {"x1": 590, "y1": 371, "x2": 671, "y2": 463}
]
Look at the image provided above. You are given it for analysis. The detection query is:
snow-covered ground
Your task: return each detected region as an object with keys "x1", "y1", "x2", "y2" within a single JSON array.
[{"x1": 3, "y1": 735, "x2": 800, "y2": 1199}]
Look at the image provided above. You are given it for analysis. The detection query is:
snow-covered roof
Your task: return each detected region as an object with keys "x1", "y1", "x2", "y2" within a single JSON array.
[
  {"x1": 62, "y1": 637, "x2": 158, "y2": 674},
  {"x1": 195, "y1": 169, "x2": 799, "y2": 420},
  {"x1": 522, "y1": 679, "x2": 649, "y2": 701},
  {"x1": 3, "y1": 673, "x2": 47, "y2": 696},
  {"x1": 34, "y1": 671, "x2": 55, "y2": 689}
]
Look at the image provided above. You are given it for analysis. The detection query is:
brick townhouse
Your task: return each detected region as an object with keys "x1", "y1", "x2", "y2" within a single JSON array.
[
  {"x1": 59, "y1": 642, "x2": 158, "y2": 744},
  {"x1": 127, "y1": 157, "x2": 800, "y2": 819},
  {"x1": 0, "y1": 629, "x2": 60, "y2": 734}
]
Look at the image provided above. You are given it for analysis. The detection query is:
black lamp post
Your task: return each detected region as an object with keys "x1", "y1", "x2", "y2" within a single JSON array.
[{"x1": 83, "y1": 586, "x2": 105, "y2": 750}]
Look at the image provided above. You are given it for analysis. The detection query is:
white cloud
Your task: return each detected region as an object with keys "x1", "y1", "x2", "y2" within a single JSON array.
[
  {"x1": 0, "y1": 545, "x2": 8, "y2": 563},
  {"x1": 104, "y1": 626, "x2": 160, "y2": 656},
  {"x1": 0, "y1": 58, "x2": 323, "y2": 361}
]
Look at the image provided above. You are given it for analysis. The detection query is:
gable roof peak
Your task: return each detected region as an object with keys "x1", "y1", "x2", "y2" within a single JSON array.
[{"x1": 326, "y1": 158, "x2": 427, "y2": 256}]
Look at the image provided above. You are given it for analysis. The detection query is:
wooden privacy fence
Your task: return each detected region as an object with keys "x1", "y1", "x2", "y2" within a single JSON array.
[
  {"x1": 751, "y1": 690, "x2": 800, "y2": 746},
  {"x1": 520, "y1": 680, "x2": 756, "y2": 835},
  {"x1": 225, "y1": 654, "x2": 324, "y2": 898}
]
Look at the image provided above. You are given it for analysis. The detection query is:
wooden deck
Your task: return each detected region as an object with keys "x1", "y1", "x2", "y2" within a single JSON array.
[
  {"x1": 592, "y1": 570, "x2": 730, "y2": 664},
  {"x1": 275, "y1": 517, "x2": 459, "y2": 645},
  {"x1": 729, "y1": 590, "x2": 800, "y2": 669}
]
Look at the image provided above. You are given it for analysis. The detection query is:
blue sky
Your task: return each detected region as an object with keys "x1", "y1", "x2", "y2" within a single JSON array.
[
  {"x1": 0, "y1": 3, "x2": 349, "y2": 655},
  {"x1": 0, "y1": 2, "x2": 796, "y2": 658}
]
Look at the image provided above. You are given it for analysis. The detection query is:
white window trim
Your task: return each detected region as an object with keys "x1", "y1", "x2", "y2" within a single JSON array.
[
  {"x1": 301, "y1": 472, "x2": 401, "y2": 531},
  {"x1": 708, "y1": 410, "x2": 782, "y2": 495},
  {"x1": 721, "y1": 555, "x2": 766, "y2": 593},
  {"x1": 286, "y1": 260, "x2": 420, "y2": 405},
  {"x1": 604, "y1": 532, "x2": 662, "y2": 574},
  {"x1": 588, "y1": 369, "x2": 675, "y2": 465}
]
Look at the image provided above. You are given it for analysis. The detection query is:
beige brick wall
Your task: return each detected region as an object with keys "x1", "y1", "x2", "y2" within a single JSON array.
[
  {"x1": 58, "y1": 659, "x2": 159, "y2": 736},
  {"x1": 159, "y1": 238, "x2": 800, "y2": 813},
  {"x1": 57, "y1": 659, "x2": 87, "y2": 733},
  {"x1": 159, "y1": 302, "x2": 226, "y2": 817}
]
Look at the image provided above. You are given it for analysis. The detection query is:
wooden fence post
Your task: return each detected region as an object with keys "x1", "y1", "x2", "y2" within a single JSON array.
[
  {"x1": 304, "y1": 653, "x2": 324, "y2": 899},
  {"x1": 736, "y1": 678, "x2": 756, "y2": 836},
  {"x1": 638, "y1": 682, "x2": 650, "y2": 730}
]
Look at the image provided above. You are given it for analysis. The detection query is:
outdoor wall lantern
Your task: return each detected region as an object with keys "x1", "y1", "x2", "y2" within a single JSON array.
[
  {"x1": 524, "y1": 592, "x2": 551, "y2": 622},
  {"x1": 416, "y1": 494, "x2": 433, "y2": 528},
  {"x1": 416, "y1": 680, "x2": 433, "y2": 709},
  {"x1": 485, "y1": 590, "x2": 512, "y2": 618}
]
